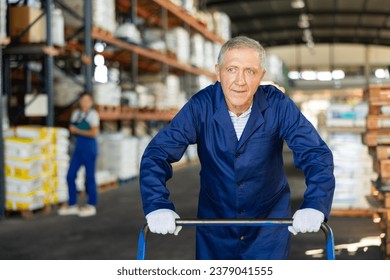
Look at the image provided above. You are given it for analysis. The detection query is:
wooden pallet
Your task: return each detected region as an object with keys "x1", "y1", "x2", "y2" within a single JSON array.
[
  {"x1": 369, "y1": 101, "x2": 390, "y2": 115},
  {"x1": 92, "y1": 26, "x2": 114, "y2": 38},
  {"x1": 5, "y1": 204, "x2": 52, "y2": 219},
  {"x1": 98, "y1": 180, "x2": 119, "y2": 193},
  {"x1": 364, "y1": 84, "x2": 390, "y2": 102},
  {"x1": 374, "y1": 160, "x2": 390, "y2": 179},
  {"x1": 96, "y1": 105, "x2": 121, "y2": 120},
  {"x1": 364, "y1": 130, "x2": 390, "y2": 146},
  {"x1": 375, "y1": 146, "x2": 390, "y2": 160},
  {"x1": 367, "y1": 115, "x2": 390, "y2": 130},
  {"x1": 330, "y1": 208, "x2": 375, "y2": 217}
]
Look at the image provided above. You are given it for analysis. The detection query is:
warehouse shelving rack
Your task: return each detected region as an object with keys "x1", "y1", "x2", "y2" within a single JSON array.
[
  {"x1": 0, "y1": 0, "x2": 225, "y2": 216},
  {"x1": 0, "y1": 0, "x2": 94, "y2": 217},
  {"x1": 95, "y1": 0, "x2": 221, "y2": 121}
]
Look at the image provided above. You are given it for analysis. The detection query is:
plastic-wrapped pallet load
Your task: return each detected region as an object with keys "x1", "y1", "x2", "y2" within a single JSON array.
[
  {"x1": 4, "y1": 126, "x2": 71, "y2": 211},
  {"x1": 190, "y1": 75, "x2": 214, "y2": 94},
  {"x1": 327, "y1": 132, "x2": 377, "y2": 209},
  {"x1": 51, "y1": 127, "x2": 70, "y2": 203},
  {"x1": 54, "y1": 69, "x2": 84, "y2": 107},
  {"x1": 139, "y1": 74, "x2": 186, "y2": 111},
  {"x1": 136, "y1": 84, "x2": 155, "y2": 110},
  {"x1": 212, "y1": 11, "x2": 231, "y2": 41},
  {"x1": 213, "y1": 43, "x2": 222, "y2": 64},
  {"x1": 143, "y1": 28, "x2": 167, "y2": 52},
  {"x1": 186, "y1": 144, "x2": 198, "y2": 162},
  {"x1": 204, "y1": 40, "x2": 214, "y2": 72},
  {"x1": 327, "y1": 102, "x2": 368, "y2": 128},
  {"x1": 4, "y1": 136, "x2": 49, "y2": 211},
  {"x1": 97, "y1": 133, "x2": 138, "y2": 181},
  {"x1": 166, "y1": 27, "x2": 190, "y2": 64},
  {"x1": 115, "y1": 22, "x2": 142, "y2": 45},
  {"x1": 61, "y1": 0, "x2": 116, "y2": 34},
  {"x1": 51, "y1": 8, "x2": 65, "y2": 46},
  {"x1": 93, "y1": 82, "x2": 121, "y2": 106},
  {"x1": 182, "y1": 0, "x2": 198, "y2": 14},
  {"x1": 190, "y1": 33, "x2": 205, "y2": 68}
]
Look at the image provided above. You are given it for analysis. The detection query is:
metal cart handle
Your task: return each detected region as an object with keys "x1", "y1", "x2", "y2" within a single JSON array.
[{"x1": 136, "y1": 218, "x2": 336, "y2": 260}]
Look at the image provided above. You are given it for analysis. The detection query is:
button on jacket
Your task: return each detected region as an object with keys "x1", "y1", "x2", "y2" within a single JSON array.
[{"x1": 140, "y1": 82, "x2": 335, "y2": 259}]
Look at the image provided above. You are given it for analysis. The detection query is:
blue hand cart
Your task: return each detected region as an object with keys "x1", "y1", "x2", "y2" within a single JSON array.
[{"x1": 136, "y1": 218, "x2": 336, "y2": 260}]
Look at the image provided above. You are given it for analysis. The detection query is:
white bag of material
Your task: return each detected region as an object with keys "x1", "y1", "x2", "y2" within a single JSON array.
[
  {"x1": 54, "y1": 70, "x2": 84, "y2": 107},
  {"x1": 51, "y1": 8, "x2": 65, "y2": 46},
  {"x1": 166, "y1": 27, "x2": 190, "y2": 64},
  {"x1": 61, "y1": 0, "x2": 116, "y2": 34},
  {"x1": 98, "y1": 133, "x2": 139, "y2": 180},
  {"x1": 212, "y1": 11, "x2": 231, "y2": 41},
  {"x1": 115, "y1": 23, "x2": 142, "y2": 45},
  {"x1": 93, "y1": 82, "x2": 121, "y2": 106},
  {"x1": 190, "y1": 33, "x2": 205, "y2": 68},
  {"x1": 204, "y1": 40, "x2": 214, "y2": 72}
]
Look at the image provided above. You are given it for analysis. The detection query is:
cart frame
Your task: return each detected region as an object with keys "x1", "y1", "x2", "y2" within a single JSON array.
[{"x1": 136, "y1": 218, "x2": 336, "y2": 260}]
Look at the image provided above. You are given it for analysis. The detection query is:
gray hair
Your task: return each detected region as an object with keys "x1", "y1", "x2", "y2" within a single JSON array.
[{"x1": 217, "y1": 36, "x2": 266, "y2": 70}]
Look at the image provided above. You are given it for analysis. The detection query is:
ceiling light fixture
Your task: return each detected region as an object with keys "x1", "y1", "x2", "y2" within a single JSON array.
[
  {"x1": 298, "y1": 14, "x2": 310, "y2": 29},
  {"x1": 291, "y1": 0, "x2": 305, "y2": 9},
  {"x1": 331, "y1": 70, "x2": 345, "y2": 80}
]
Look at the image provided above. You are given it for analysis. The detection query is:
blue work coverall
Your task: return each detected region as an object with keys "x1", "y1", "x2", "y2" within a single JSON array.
[
  {"x1": 67, "y1": 110, "x2": 98, "y2": 206},
  {"x1": 140, "y1": 82, "x2": 335, "y2": 259}
]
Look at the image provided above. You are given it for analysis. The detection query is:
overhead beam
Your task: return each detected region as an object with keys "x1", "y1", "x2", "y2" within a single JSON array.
[
  {"x1": 240, "y1": 24, "x2": 388, "y2": 35},
  {"x1": 206, "y1": 0, "x2": 273, "y2": 6},
  {"x1": 251, "y1": 36, "x2": 390, "y2": 47},
  {"x1": 230, "y1": 10, "x2": 390, "y2": 23}
]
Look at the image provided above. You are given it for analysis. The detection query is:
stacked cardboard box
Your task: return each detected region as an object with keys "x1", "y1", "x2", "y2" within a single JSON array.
[
  {"x1": 9, "y1": 5, "x2": 64, "y2": 45},
  {"x1": 363, "y1": 84, "x2": 390, "y2": 259}
]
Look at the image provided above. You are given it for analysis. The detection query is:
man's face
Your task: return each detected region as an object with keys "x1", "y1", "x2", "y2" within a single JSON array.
[{"x1": 215, "y1": 48, "x2": 265, "y2": 114}]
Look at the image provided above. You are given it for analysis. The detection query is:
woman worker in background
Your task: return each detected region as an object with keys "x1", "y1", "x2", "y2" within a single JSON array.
[{"x1": 58, "y1": 92, "x2": 100, "y2": 217}]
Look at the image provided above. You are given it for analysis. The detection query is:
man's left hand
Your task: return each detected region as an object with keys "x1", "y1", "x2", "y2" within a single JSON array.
[{"x1": 288, "y1": 208, "x2": 324, "y2": 235}]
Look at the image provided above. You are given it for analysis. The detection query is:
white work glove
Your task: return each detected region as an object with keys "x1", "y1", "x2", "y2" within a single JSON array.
[
  {"x1": 288, "y1": 208, "x2": 324, "y2": 235},
  {"x1": 145, "y1": 209, "x2": 182, "y2": 235}
]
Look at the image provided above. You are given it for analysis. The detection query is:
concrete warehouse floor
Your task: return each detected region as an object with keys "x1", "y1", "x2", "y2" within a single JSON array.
[{"x1": 0, "y1": 150, "x2": 384, "y2": 260}]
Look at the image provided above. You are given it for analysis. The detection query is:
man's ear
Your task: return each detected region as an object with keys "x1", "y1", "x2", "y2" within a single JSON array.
[{"x1": 260, "y1": 69, "x2": 266, "y2": 80}]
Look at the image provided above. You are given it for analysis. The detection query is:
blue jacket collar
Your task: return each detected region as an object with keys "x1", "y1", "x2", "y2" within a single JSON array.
[{"x1": 213, "y1": 82, "x2": 270, "y2": 148}]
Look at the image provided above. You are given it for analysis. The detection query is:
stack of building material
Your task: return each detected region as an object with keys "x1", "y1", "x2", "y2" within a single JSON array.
[
  {"x1": 62, "y1": 0, "x2": 116, "y2": 34},
  {"x1": 93, "y1": 82, "x2": 122, "y2": 107},
  {"x1": 327, "y1": 132, "x2": 376, "y2": 209},
  {"x1": 190, "y1": 33, "x2": 205, "y2": 68},
  {"x1": 327, "y1": 103, "x2": 368, "y2": 128},
  {"x1": 4, "y1": 126, "x2": 70, "y2": 213},
  {"x1": 139, "y1": 74, "x2": 186, "y2": 111},
  {"x1": 363, "y1": 84, "x2": 390, "y2": 259},
  {"x1": 166, "y1": 27, "x2": 190, "y2": 64},
  {"x1": 97, "y1": 133, "x2": 138, "y2": 181}
]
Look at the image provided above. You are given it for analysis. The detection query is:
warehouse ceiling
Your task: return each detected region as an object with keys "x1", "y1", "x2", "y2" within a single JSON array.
[{"x1": 204, "y1": 0, "x2": 390, "y2": 48}]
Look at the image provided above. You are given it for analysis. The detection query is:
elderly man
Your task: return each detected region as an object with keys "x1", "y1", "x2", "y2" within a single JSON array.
[{"x1": 140, "y1": 36, "x2": 335, "y2": 259}]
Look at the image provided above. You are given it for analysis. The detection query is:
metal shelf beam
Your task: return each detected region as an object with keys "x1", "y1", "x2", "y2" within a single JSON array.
[{"x1": 44, "y1": 0, "x2": 54, "y2": 126}]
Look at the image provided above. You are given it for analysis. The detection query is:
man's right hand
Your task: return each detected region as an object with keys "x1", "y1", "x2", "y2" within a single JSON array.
[{"x1": 145, "y1": 209, "x2": 182, "y2": 235}]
